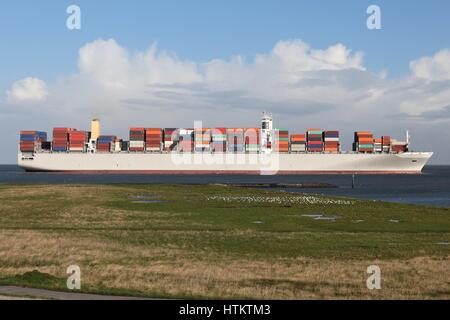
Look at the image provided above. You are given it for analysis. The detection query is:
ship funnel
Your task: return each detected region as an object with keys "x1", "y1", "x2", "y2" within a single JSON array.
[{"x1": 91, "y1": 118, "x2": 101, "y2": 141}]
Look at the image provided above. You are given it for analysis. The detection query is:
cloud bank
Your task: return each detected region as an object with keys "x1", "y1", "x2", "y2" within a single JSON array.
[
  {"x1": 2, "y1": 38, "x2": 450, "y2": 163},
  {"x1": 6, "y1": 77, "x2": 49, "y2": 103}
]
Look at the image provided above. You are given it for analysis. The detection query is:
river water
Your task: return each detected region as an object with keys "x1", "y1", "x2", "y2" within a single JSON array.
[{"x1": 0, "y1": 165, "x2": 449, "y2": 207}]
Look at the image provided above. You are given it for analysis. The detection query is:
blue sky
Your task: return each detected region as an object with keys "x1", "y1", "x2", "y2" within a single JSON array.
[
  {"x1": 1, "y1": 0, "x2": 449, "y2": 88},
  {"x1": 1, "y1": 1, "x2": 450, "y2": 163}
]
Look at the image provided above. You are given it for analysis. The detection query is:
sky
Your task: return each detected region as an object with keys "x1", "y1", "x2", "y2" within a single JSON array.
[{"x1": 1, "y1": 0, "x2": 450, "y2": 164}]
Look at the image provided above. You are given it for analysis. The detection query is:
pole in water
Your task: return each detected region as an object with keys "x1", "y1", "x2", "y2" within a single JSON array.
[{"x1": 352, "y1": 174, "x2": 355, "y2": 189}]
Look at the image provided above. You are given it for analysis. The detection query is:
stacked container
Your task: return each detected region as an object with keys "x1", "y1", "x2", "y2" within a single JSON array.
[
  {"x1": 382, "y1": 136, "x2": 391, "y2": 153},
  {"x1": 163, "y1": 128, "x2": 178, "y2": 151},
  {"x1": 373, "y1": 138, "x2": 383, "y2": 153},
  {"x1": 53, "y1": 128, "x2": 74, "y2": 152},
  {"x1": 245, "y1": 128, "x2": 260, "y2": 153},
  {"x1": 323, "y1": 131, "x2": 340, "y2": 153},
  {"x1": 97, "y1": 135, "x2": 116, "y2": 152},
  {"x1": 290, "y1": 134, "x2": 306, "y2": 152},
  {"x1": 391, "y1": 139, "x2": 408, "y2": 153},
  {"x1": 274, "y1": 129, "x2": 289, "y2": 153},
  {"x1": 354, "y1": 132, "x2": 374, "y2": 153},
  {"x1": 145, "y1": 128, "x2": 162, "y2": 152},
  {"x1": 178, "y1": 129, "x2": 194, "y2": 152},
  {"x1": 129, "y1": 128, "x2": 145, "y2": 152},
  {"x1": 307, "y1": 128, "x2": 323, "y2": 152},
  {"x1": 227, "y1": 128, "x2": 244, "y2": 152},
  {"x1": 211, "y1": 128, "x2": 227, "y2": 152},
  {"x1": 69, "y1": 131, "x2": 88, "y2": 152},
  {"x1": 19, "y1": 131, "x2": 47, "y2": 153},
  {"x1": 194, "y1": 128, "x2": 211, "y2": 152}
]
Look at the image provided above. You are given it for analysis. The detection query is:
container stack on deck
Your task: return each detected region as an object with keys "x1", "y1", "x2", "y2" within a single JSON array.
[
  {"x1": 163, "y1": 128, "x2": 177, "y2": 151},
  {"x1": 382, "y1": 136, "x2": 391, "y2": 153},
  {"x1": 323, "y1": 131, "x2": 340, "y2": 153},
  {"x1": 245, "y1": 128, "x2": 260, "y2": 153},
  {"x1": 145, "y1": 128, "x2": 162, "y2": 152},
  {"x1": 290, "y1": 134, "x2": 306, "y2": 152},
  {"x1": 52, "y1": 128, "x2": 74, "y2": 152},
  {"x1": 274, "y1": 129, "x2": 289, "y2": 153},
  {"x1": 391, "y1": 139, "x2": 408, "y2": 153},
  {"x1": 178, "y1": 129, "x2": 194, "y2": 152},
  {"x1": 129, "y1": 128, "x2": 145, "y2": 152},
  {"x1": 20, "y1": 131, "x2": 47, "y2": 153},
  {"x1": 96, "y1": 135, "x2": 116, "y2": 152},
  {"x1": 211, "y1": 128, "x2": 227, "y2": 152},
  {"x1": 373, "y1": 138, "x2": 382, "y2": 153},
  {"x1": 20, "y1": 118, "x2": 412, "y2": 156},
  {"x1": 69, "y1": 131, "x2": 88, "y2": 152},
  {"x1": 194, "y1": 128, "x2": 211, "y2": 152},
  {"x1": 227, "y1": 128, "x2": 244, "y2": 152},
  {"x1": 354, "y1": 132, "x2": 374, "y2": 153},
  {"x1": 307, "y1": 128, "x2": 323, "y2": 152}
]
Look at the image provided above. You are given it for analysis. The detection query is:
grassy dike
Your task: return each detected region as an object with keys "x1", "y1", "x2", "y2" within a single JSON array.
[{"x1": 0, "y1": 183, "x2": 448, "y2": 299}]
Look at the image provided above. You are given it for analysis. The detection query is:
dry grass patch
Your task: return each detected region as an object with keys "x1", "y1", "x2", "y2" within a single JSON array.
[{"x1": 0, "y1": 230, "x2": 448, "y2": 299}]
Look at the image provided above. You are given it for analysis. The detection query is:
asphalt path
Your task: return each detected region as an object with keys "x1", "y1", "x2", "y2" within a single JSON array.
[{"x1": 0, "y1": 286, "x2": 154, "y2": 300}]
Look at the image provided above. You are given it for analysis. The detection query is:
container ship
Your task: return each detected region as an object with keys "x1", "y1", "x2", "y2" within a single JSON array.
[{"x1": 18, "y1": 113, "x2": 432, "y2": 174}]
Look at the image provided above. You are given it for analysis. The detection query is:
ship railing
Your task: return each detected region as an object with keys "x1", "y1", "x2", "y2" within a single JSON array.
[{"x1": 26, "y1": 149, "x2": 418, "y2": 155}]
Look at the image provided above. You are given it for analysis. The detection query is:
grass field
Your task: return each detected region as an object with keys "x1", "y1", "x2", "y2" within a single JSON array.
[{"x1": 0, "y1": 183, "x2": 449, "y2": 299}]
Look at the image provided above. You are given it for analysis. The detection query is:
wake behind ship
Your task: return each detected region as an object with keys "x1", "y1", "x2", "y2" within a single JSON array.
[{"x1": 18, "y1": 113, "x2": 432, "y2": 174}]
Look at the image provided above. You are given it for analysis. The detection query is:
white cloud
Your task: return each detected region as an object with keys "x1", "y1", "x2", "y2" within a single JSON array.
[
  {"x1": 5, "y1": 39, "x2": 449, "y2": 122},
  {"x1": 3, "y1": 38, "x2": 450, "y2": 163},
  {"x1": 77, "y1": 39, "x2": 202, "y2": 90},
  {"x1": 6, "y1": 77, "x2": 48, "y2": 103},
  {"x1": 410, "y1": 49, "x2": 450, "y2": 81}
]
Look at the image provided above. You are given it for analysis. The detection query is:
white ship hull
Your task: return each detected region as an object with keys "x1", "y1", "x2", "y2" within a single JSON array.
[{"x1": 18, "y1": 152, "x2": 433, "y2": 174}]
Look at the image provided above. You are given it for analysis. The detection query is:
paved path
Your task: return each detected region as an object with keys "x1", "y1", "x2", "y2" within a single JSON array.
[{"x1": 0, "y1": 286, "x2": 153, "y2": 300}]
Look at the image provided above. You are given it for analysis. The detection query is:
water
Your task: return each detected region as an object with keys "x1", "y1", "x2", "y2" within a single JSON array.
[{"x1": 0, "y1": 165, "x2": 449, "y2": 207}]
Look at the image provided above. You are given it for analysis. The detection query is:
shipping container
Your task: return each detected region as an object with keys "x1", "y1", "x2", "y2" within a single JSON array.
[
  {"x1": 163, "y1": 128, "x2": 178, "y2": 151},
  {"x1": 194, "y1": 128, "x2": 211, "y2": 152},
  {"x1": 145, "y1": 128, "x2": 162, "y2": 151},
  {"x1": 69, "y1": 130, "x2": 88, "y2": 152},
  {"x1": 19, "y1": 130, "x2": 48, "y2": 153},
  {"x1": 354, "y1": 131, "x2": 374, "y2": 153},
  {"x1": 52, "y1": 128, "x2": 75, "y2": 152},
  {"x1": 227, "y1": 128, "x2": 244, "y2": 152},
  {"x1": 244, "y1": 128, "x2": 260, "y2": 152}
]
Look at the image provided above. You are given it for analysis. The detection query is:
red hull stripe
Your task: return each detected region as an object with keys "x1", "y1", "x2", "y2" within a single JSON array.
[{"x1": 26, "y1": 169, "x2": 422, "y2": 175}]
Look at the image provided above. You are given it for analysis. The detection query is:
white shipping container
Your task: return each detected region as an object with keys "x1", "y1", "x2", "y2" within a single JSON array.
[
  {"x1": 391, "y1": 139, "x2": 407, "y2": 145},
  {"x1": 324, "y1": 137, "x2": 340, "y2": 142},
  {"x1": 130, "y1": 141, "x2": 145, "y2": 148},
  {"x1": 291, "y1": 146, "x2": 306, "y2": 152}
]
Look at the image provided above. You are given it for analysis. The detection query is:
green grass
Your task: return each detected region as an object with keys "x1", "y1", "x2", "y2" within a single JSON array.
[{"x1": 0, "y1": 183, "x2": 448, "y2": 299}]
